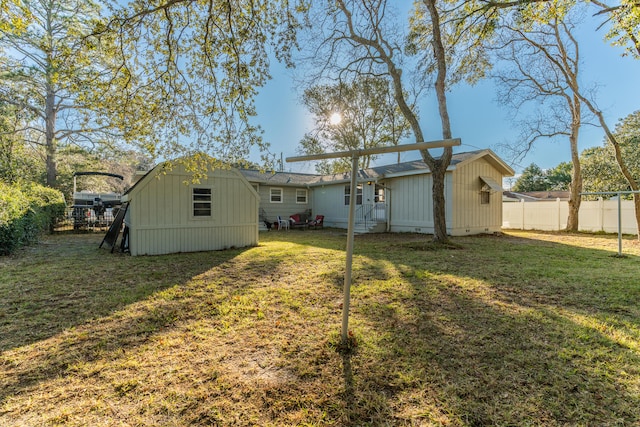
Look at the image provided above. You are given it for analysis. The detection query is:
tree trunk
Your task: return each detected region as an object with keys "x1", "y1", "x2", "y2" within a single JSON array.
[
  {"x1": 634, "y1": 194, "x2": 640, "y2": 240},
  {"x1": 422, "y1": 0, "x2": 452, "y2": 243},
  {"x1": 580, "y1": 97, "x2": 640, "y2": 239},
  {"x1": 430, "y1": 161, "x2": 448, "y2": 242},
  {"x1": 566, "y1": 97, "x2": 581, "y2": 232},
  {"x1": 45, "y1": 83, "x2": 57, "y2": 188},
  {"x1": 566, "y1": 161, "x2": 582, "y2": 231},
  {"x1": 335, "y1": 0, "x2": 454, "y2": 243}
]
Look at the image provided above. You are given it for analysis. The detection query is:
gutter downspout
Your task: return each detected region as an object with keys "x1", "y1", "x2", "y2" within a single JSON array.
[{"x1": 386, "y1": 188, "x2": 391, "y2": 232}]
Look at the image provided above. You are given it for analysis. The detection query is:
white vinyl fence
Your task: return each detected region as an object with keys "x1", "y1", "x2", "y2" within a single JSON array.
[{"x1": 503, "y1": 198, "x2": 639, "y2": 234}]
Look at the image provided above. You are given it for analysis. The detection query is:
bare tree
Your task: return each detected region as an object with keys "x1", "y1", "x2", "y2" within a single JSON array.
[
  {"x1": 493, "y1": 6, "x2": 586, "y2": 231},
  {"x1": 300, "y1": 0, "x2": 491, "y2": 242}
]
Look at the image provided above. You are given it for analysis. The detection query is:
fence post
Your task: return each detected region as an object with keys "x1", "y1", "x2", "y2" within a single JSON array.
[
  {"x1": 598, "y1": 197, "x2": 604, "y2": 232},
  {"x1": 520, "y1": 199, "x2": 525, "y2": 230}
]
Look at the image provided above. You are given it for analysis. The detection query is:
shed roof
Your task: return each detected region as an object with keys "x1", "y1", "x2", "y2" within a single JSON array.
[{"x1": 122, "y1": 156, "x2": 255, "y2": 202}]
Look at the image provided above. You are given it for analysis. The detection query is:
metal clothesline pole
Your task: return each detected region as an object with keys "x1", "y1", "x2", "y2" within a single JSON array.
[
  {"x1": 287, "y1": 139, "x2": 461, "y2": 345},
  {"x1": 580, "y1": 190, "x2": 640, "y2": 257}
]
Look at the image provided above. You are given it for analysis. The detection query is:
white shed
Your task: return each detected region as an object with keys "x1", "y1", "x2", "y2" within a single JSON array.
[{"x1": 122, "y1": 160, "x2": 259, "y2": 256}]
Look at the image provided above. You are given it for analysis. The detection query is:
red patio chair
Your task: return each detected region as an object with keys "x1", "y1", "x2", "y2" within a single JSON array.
[{"x1": 309, "y1": 215, "x2": 324, "y2": 229}]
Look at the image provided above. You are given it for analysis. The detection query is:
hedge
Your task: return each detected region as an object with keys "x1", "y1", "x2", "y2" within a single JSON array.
[{"x1": 0, "y1": 182, "x2": 66, "y2": 255}]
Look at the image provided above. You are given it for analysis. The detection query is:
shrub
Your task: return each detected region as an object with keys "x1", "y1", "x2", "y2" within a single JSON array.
[
  {"x1": 23, "y1": 183, "x2": 67, "y2": 232},
  {"x1": 0, "y1": 182, "x2": 66, "y2": 255}
]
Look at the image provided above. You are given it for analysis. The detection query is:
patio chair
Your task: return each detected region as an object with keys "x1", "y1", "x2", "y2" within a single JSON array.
[
  {"x1": 309, "y1": 215, "x2": 324, "y2": 229},
  {"x1": 277, "y1": 215, "x2": 289, "y2": 231}
]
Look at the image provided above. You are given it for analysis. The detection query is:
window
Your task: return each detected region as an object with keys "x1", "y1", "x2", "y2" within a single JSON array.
[
  {"x1": 296, "y1": 189, "x2": 308, "y2": 204},
  {"x1": 374, "y1": 184, "x2": 385, "y2": 203},
  {"x1": 192, "y1": 188, "x2": 212, "y2": 217},
  {"x1": 479, "y1": 176, "x2": 502, "y2": 205},
  {"x1": 344, "y1": 185, "x2": 363, "y2": 205},
  {"x1": 270, "y1": 188, "x2": 283, "y2": 203},
  {"x1": 480, "y1": 184, "x2": 491, "y2": 204}
]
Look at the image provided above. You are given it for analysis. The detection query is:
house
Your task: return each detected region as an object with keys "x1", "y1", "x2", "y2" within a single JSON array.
[
  {"x1": 503, "y1": 191, "x2": 571, "y2": 202},
  {"x1": 121, "y1": 160, "x2": 259, "y2": 256},
  {"x1": 242, "y1": 149, "x2": 515, "y2": 236},
  {"x1": 240, "y1": 169, "x2": 317, "y2": 228}
]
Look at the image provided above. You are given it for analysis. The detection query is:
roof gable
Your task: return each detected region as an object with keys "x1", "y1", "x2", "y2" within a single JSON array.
[
  {"x1": 123, "y1": 157, "x2": 256, "y2": 201},
  {"x1": 454, "y1": 149, "x2": 515, "y2": 176}
]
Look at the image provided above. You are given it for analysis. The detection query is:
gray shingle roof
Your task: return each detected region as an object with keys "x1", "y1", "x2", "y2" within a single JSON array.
[
  {"x1": 240, "y1": 150, "x2": 488, "y2": 186},
  {"x1": 239, "y1": 169, "x2": 320, "y2": 186}
]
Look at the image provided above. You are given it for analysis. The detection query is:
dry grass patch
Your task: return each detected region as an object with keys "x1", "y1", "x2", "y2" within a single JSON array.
[{"x1": 1, "y1": 230, "x2": 639, "y2": 426}]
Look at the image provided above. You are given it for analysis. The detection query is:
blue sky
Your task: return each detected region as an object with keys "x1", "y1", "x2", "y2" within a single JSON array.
[{"x1": 251, "y1": 12, "x2": 640, "y2": 183}]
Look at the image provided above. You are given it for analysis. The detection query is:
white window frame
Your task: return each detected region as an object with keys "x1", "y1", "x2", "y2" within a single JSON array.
[
  {"x1": 374, "y1": 184, "x2": 385, "y2": 203},
  {"x1": 192, "y1": 187, "x2": 213, "y2": 218},
  {"x1": 480, "y1": 184, "x2": 491, "y2": 205},
  {"x1": 270, "y1": 187, "x2": 283, "y2": 203},
  {"x1": 296, "y1": 189, "x2": 308, "y2": 204},
  {"x1": 344, "y1": 185, "x2": 363, "y2": 205}
]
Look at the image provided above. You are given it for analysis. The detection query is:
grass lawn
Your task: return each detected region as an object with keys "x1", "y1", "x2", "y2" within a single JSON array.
[{"x1": 1, "y1": 229, "x2": 639, "y2": 426}]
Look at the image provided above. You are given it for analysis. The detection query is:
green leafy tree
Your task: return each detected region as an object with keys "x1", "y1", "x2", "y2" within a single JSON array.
[
  {"x1": 591, "y1": 0, "x2": 640, "y2": 58},
  {"x1": 0, "y1": 0, "x2": 132, "y2": 188},
  {"x1": 512, "y1": 162, "x2": 572, "y2": 192},
  {"x1": 0, "y1": 101, "x2": 44, "y2": 184},
  {"x1": 580, "y1": 146, "x2": 627, "y2": 195},
  {"x1": 104, "y1": 0, "x2": 307, "y2": 172},
  {"x1": 546, "y1": 161, "x2": 572, "y2": 190},
  {"x1": 513, "y1": 163, "x2": 548, "y2": 192},
  {"x1": 468, "y1": 0, "x2": 639, "y2": 58},
  {"x1": 298, "y1": 77, "x2": 411, "y2": 174},
  {"x1": 581, "y1": 110, "x2": 640, "y2": 197}
]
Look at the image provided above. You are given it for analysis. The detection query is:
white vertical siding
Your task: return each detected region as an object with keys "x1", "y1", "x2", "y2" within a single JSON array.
[
  {"x1": 312, "y1": 183, "x2": 351, "y2": 228},
  {"x1": 387, "y1": 173, "x2": 436, "y2": 233},
  {"x1": 311, "y1": 174, "x2": 456, "y2": 234},
  {"x1": 127, "y1": 166, "x2": 258, "y2": 256},
  {"x1": 451, "y1": 158, "x2": 503, "y2": 235}
]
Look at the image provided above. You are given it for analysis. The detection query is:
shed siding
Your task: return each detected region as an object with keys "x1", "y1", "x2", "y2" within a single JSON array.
[
  {"x1": 451, "y1": 157, "x2": 503, "y2": 235},
  {"x1": 127, "y1": 167, "x2": 258, "y2": 256},
  {"x1": 132, "y1": 225, "x2": 257, "y2": 256}
]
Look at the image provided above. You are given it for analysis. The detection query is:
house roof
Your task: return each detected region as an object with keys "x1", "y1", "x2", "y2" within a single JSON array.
[
  {"x1": 128, "y1": 150, "x2": 515, "y2": 192},
  {"x1": 504, "y1": 191, "x2": 571, "y2": 201},
  {"x1": 239, "y1": 169, "x2": 320, "y2": 186},
  {"x1": 240, "y1": 149, "x2": 515, "y2": 186}
]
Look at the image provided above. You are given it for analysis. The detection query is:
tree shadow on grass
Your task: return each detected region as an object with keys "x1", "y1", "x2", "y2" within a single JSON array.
[
  {"x1": 0, "y1": 233, "x2": 253, "y2": 404},
  {"x1": 3, "y1": 231, "x2": 639, "y2": 424},
  {"x1": 0, "y1": 234, "x2": 250, "y2": 352},
  {"x1": 340, "y1": 233, "x2": 640, "y2": 425}
]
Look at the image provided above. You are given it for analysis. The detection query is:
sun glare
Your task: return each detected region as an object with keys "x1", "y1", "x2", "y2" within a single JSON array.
[{"x1": 329, "y1": 112, "x2": 342, "y2": 125}]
